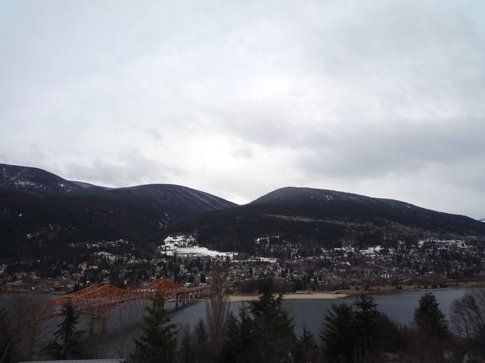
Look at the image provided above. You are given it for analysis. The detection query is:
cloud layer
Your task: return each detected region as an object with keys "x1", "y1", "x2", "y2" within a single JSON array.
[{"x1": 1, "y1": 0, "x2": 484, "y2": 217}]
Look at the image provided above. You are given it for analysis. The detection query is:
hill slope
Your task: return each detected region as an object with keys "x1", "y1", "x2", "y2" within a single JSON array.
[
  {"x1": 168, "y1": 187, "x2": 485, "y2": 253},
  {"x1": 0, "y1": 163, "x2": 236, "y2": 261}
]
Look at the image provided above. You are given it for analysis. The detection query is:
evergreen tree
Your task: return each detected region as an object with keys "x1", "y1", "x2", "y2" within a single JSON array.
[
  {"x1": 46, "y1": 300, "x2": 87, "y2": 359},
  {"x1": 221, "y1": 307, "x2": 257, "y2": 363},
  {"x1": 237, "y1": 306, "x2": 258, "y2": 362},
  {"x1": 221, "y1": 283, "x2": 295, "y2": 363},
  {"x1": 178, "y1": 325, "x2": 194, "y2": 363},
  {"x1": 193, "y1": 319, "x2": 211, "y2": 363},
  {"x1": 0, "y1": 308, "x2": 16, "y2": 363},
  {"x1": 375, "y1": 313, "x2": 405, "y2": 353},
  {"x1": 321, "y1": 303, "x2": 355, "y2": 363},
  {"x1": 132, "y1": 296, "x2": 177, "y2": 363},
  {"x1": 295, "y1": 326, "x2": 317, "y2": 363},
  {"x1": 414, "y1": 293, "x2": 448, "y2": 337},
  {"x1": 221, "y1": 312, "x2": 242, "y2": 362},
  {"x1": 249, "y1": 281, "x2": 295, "y2": 362},
  {"x1": 353, "y1": 294, "x2": 380, "y2": 361}
]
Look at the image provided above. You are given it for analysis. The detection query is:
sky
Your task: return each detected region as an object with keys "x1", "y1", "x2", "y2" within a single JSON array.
[{"x1": 1, "y1": 1, "x2": 484, "y2": 218}]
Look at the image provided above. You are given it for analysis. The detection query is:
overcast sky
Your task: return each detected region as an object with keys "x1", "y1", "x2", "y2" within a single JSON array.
[{"x1": 1, "y1": 1, "x2": 484, "y2": 218}]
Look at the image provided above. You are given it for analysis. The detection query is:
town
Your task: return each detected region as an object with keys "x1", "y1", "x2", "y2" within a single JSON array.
[{"x1": 2, "y1": 235, "x2": 484, "y2": 295}]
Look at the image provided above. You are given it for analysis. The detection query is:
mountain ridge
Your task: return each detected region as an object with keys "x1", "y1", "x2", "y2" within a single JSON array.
[
  {"x1": 0, "y1": 163, "x2": 236, "y2": 262},
  {"x1": 2, "y1": 163, "x2": 484, "y2": 262},
  {"x1": 169, "y1": 186, "x2": 485, "y2": 253}
]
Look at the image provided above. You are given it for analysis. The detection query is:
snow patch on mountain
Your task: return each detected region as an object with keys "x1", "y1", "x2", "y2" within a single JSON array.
[
  {"x1": 417, "y1": 239, "x2": 467, "y2": 248},
  {"x1": 161, "y1": 235, "x2": 234, "y2": 258}
]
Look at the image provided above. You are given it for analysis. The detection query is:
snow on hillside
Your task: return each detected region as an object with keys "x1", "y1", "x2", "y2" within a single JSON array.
[
  {"x1": 417, "y1": 238, "x2": 467, "y2": 248},
  {"x1": 161, "y1": 235, "x2": 235, "y2": 258}
]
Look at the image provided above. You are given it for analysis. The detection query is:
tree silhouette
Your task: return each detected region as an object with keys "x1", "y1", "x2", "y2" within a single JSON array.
[
  {"x1": 295, "y1": 325, "x2": 318, "y2": 363},
  {"x1": 353, "y1": 294, "x2": 380, "y2": 361},
  {"x1": 46, "y1": 300, "x2": 87, "y2": 359},
  {"x1": 414, "y1": 293, "x2": 448, "y2": 337},
  {"x1": 321, "y1": 303, "x2": 355, "y2": 363},
  {"x1": 193, "y1": 319, "x2": 211, "y2": 362},
  {"x1": 132, "y1": 296, "x2": 177, "y2": 363},
  {"x1": 178, "y1": 325, "x2": 195, "y2": 363},
  {"x1": 249, "y1": 281, "x2": 295, "y2": 362},
  {"x1": 221, "y1": 281, "x2": 295, "y2": 362}
]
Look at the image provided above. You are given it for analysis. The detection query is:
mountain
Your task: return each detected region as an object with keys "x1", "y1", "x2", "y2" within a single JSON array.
[
  {"x1": 1, "y1": 163, "x2": 87, "y2": 193},
  {"x1": 168, "y1": 187, "x2": 485, "y2": 253},
  {"x1": 0, "y1": 163, "x2": 236, "y2": 262},
  {"x1": 481, "y1": 218, "x2": 485, "y2": 223},
  {"x1": 3, "y1": 163, "x2": 484, "y2": 263}
]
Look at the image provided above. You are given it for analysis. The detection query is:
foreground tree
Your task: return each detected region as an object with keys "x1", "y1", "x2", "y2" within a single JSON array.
[
  {"x1": 132, "y1": 296, "x2": 177, "y2": 363},
  {"x1": 321, "y1": 303, "x2": 355, "y2": 363},
  {"x1": 295, "y1": 326, "x2": 318, "y2": 363},
  {"x1": 321, "y1": 295, "x2": 385, "y2": 363},
  {"x1": 0, "y1": 308, "x2": 16, "y2": 363},
  {"x1": 221, "y1": 281, "x2": 295, "y2": 362},
  {"x1": 46, "y1": 300, "x2": 87, "y2": 359},
  {"x1": 193, "y1": 319, "x2": 211, "y2": 363},
  {"x1": 450, "y1": 292, "x2": 485, "y2": 344},
  {"x1": 414, "y1": 293, "x2": 448, "y2": 337},
  {"x1": 353, "y1": 294, "x2": 381, "y2": 362},
  {"x1": 249, "y1": 281, "x2": 295, "y2": 362},
  {"x1": 221, "y1": 308, "x2": 256, "y2": 363},
  {"x1": 206, "y1": 261, "x2": 228, "y2": 361},
  {"x1": 407, "y1": 293, "x2": 452, "y2": 361},
  {"x1": 178, "y1": 325, "x2": 195, "y2": 363}
]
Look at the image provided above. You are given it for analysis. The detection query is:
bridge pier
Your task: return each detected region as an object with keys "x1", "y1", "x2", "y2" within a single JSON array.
[
  {"x1": 175, "y1": 292, "x2": 187, "y2": 307},
  {"x1": 173, "y1": 286, "x2": 208, "y2": 308},
  {"x1": 90, "y1": 315, "x2": 106, "y2": 335}
]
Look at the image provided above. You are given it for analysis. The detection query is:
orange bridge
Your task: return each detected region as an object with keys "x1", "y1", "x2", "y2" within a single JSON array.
[{"x1": 39, "y1": 280, "x2": 209, "y2": 320}]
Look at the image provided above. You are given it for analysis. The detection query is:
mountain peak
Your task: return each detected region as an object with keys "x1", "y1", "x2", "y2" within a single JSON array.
[
  {"x1": 0, "y1": 163, "x2": 237, "y2": 262},
  {"x1": 251, "y1": 186, "x2": 373, "y2": 206},
  {"x1": 0, "y1": 163, "x2": 81, "y2": 193}
]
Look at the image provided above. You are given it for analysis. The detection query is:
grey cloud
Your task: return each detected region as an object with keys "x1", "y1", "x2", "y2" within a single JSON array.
[
  {"x1": 1, "y1": 0, "x2": 485, "y2": 218},
  {"x1": 62, "y1": 150, "x2": 186, "y2": 188},
  {"x1": 145, "y1": 128, "x2": 163, "y2": 142},
  {"x1": 231, "y1": 144, "x2": 254, "y2": 159},
  {"x1": 297, "y1": 118, "x2": 485, "y2": 179}
]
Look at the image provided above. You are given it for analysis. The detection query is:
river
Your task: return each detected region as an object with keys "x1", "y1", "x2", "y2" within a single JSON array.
[
  {"x1": 171, "y1": 287, "x2": 483, "y2": 337},
  {"x1": 2, "y1": 286, "x2": 482, "y2": 358}
]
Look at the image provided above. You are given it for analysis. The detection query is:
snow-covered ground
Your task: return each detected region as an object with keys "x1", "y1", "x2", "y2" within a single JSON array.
[
  {"x1": 417, "y1": 239, "x2": 467, "y2": 248},
  {"x1": 361, "y1": 245, "x2": 383, "y2": 255},
  {"x1": 161, "y1": 235, "x2": 235, "y2": 258}
]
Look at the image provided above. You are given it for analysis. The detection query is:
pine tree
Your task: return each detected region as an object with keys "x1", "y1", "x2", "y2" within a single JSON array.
[
  {"x1": 353, "y1": 294, "x2": 381, "y2": 361},
  {"x1": 193, "y1": 319, "x2": 211, "y2": 363},
  {"x1": 321, "y1": 303, "x2": 355, "y2": 363},
  {"x1": 221, "y1": 307, "x2": 257, "y2": 363},
  {"x1": 178, "y1": 325, "x2": 195, "y2": 363},
  {"x1": 414, "y1": 292, "x2": 448, "y2": 337},
  {"x1": 221, "y1": 312, "x2": 242, "y2": 362},
  {"x1": 295, "y1": 326, "x2": 317, "y2": 363},
  {"x1": 132, "y1": 296, "x2": 177, "y2": 363},
  {"x1": 249, "y1": 281, "x2": 295, "y2": 362},
  {"x1": 46, "y1": 300, "x2": 87, "y2": 359}
]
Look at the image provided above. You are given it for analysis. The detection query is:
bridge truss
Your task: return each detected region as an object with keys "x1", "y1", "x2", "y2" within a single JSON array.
[{"x1": 40, "y1": 280, "x2": 207, "y2": 320}]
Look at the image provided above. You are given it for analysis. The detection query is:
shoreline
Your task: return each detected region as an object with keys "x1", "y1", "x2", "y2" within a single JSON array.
[
  {"x1": 334, "y1": 280, "x2": 485, "y2": 296},
  {"x1": 228, "y1": 292, "x2": 348, "y2": 302},
  {"x1": 227, "y1": 281, "x2": 485, "y2": 302}
]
